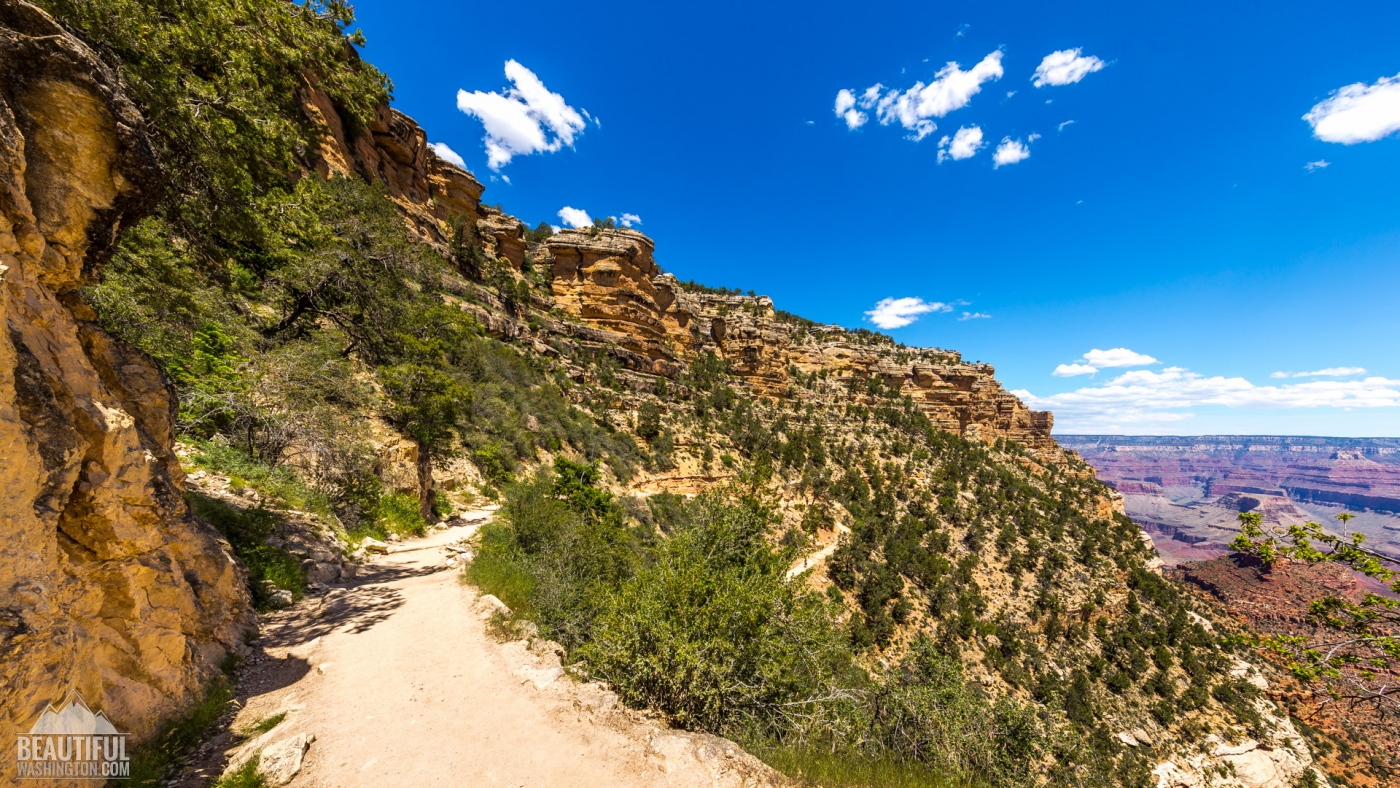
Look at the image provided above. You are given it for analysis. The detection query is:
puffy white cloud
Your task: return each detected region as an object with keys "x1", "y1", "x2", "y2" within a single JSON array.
[
  {"x1": 1304, "y1": 160, "x2": 1330, "y2": 171},
  {"x1": 1053, "y1": 363, "x2": 1098, "y2": 377},
  {"x1": 864, "y1": 297, "x2": 952, "y2": 329},
  {"x1": 1051, "y1": 348, "x2": 1158, "y2": 377},
  {"x1": 1019, "y1": 366, "x2": 1400, "y2": 428},
  {"x1": 619, "y1": 213, "x2": 642, "y2": 227},
  {"x1": 557, "y1": 206, "x2": 592, "y2": 228},
  {"x1": 1304, "y1": 73, "x2": 1400, "y2": 144},
  {"x1": 1084, "y1": 348, "x2": 1159, "y2": 368},
  {"x1": 1032, "y1": 48, "x2": 1106, "y2": 88},
  {"x1": 834, "y1": 88, "x2": 867, "y2": 129},
  {"x1": 937, "y1": 126, "x2": 984, "y2": 163},
  {"x1": 429, "y1": 142, "x2": 467, "y2": 169},
  {"x1": 993, "y1": 137, "x2": 1031, "y2": 167},
  {"x1": 837, "y1": 51, "x2": 1003, "y2": 143},
  {"x1": 1270, "y1": 367, "x2": 1367, "y2": 379},
  {"x1": 456, "y1": 60, "x2": 588, "y2": 170},
  {"x1": 958, "y1": 311, "x2": 991, "y2": 321}
]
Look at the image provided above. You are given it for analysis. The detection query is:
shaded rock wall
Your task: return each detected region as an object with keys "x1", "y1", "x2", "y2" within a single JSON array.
[
  {"x1": 0, "y1": 0, "x2": 252, "y2": 770},
  {"x1": 543, "y1": 228, "x2": 1055, "y2": 450}
]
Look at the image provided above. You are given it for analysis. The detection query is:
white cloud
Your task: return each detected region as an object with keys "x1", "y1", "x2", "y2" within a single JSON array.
[
  {"x1": 1058, "y1": 120, "x2": 1075, "y2": 132},
  {"x1": 1270, "y1": 367, "x2": 1367, "y2": 379},
  {"x1": 549, "y1": 224, "x2": 562, "y2": 234},
  {"x1": 1304, "y1": 159, "x2": 1330, "y2": 171},
  {"x1": 456, "y1": 60, "x2": 588, "y2": 170},
  {"x1": 1032, "y1": 49, "x2": 1106, "y2": 88},
  {"x1": 834, "y1": 88, "x2": 867, "y2": 129},
  {"x1": 429, "y1": 142, "x2": 467, "y2": 169},
  {"x1": 1304, "y1": 73, "x2": 1400, "y2": 144},
  {"x1": 838, "y1": 51, "x2": 1003, "y2": 142},
  {"x1": 557, "y1": 206, "x2": 592, "y2": 228},
  {"x1": 1019, "y1": 366, "x2": 1400, "y2": 429},
  {"x1": 1053, "y1": 363, "x2": 1098, "y2": 377},
  {"x1": 1050, "y1": 348, "x2": 1158, "y2": 378},
  {"x1": 864, "y1": 297, "x2": 952, "y2": 329},
  {"x1": 937, "y1": 125, "x2": 984, "y2": 162},
  {"x1": 619, "y1": 213, "x2": 642, "y2": 227},
  {"x1": 958, "y1": 311, "x2": 991, "y2": 321},
  {"x1": 993, "y1": 137, "x2": 1031, "y2": 167},
  {"x1": 1083, "y1": 348, "x2": 1159, "y2": 368}
]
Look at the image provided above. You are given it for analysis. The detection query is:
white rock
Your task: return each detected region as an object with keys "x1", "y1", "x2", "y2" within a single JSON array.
[
  {"x1": 515, "y1": 665, "x2": 564, "y2": 689},
  {"x1": 1116, "y1": 731, "x2": 1140, "y2": 747},
  {"x1": 258, "y1": 733, "x2": 313, "y2": 786},
  {"x1": 478, "y1": 594, "x2": 511, "y2": 616},
  {"x1": 646, "y1": 731, "x2": 788, "y2": 787},
  {"x1": 360, "y1": 538, "x2": 389, "y2": 554}
]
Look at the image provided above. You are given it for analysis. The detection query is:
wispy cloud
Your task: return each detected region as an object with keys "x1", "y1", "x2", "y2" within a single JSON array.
[
  {"x1": 958, "y1": 311, "x2": 991, "y2": 321},
  {"x1": 937, "y1": 126, "x2": 984, "y2": 162},
  {"x1": 1058, "y1": 120, "x2": 1075, "y2": 132},
  {"x1": 1304, "y1": 73, "x2": 1400, "y2": 144},
  {"x1": 864, "y1": 297, "x2": 952, "y2": 329},
  {"x1": 1019, "y1": 367, "x2": 1400, "y2": 429},
  {"x1": 1270, "y1": 367, "x2": 1366, "y2": 379},
  {"x1": 1032, "y1": 49, "x2": 1106, "y2": 88},
  {"x1": 836, "y1": 51, "x2": 1004, "y2": 143},
  {"x1": 557, "y1": 206, "x2": 592, "y2": 228},
  {"x1": 456, "y1": 60, "x2": 589, "y2": 170},
  {"x1": 429, "y1": 142, "x2": 467, "y2": 169},
  {"x1": 1304, "y1": 160, "x2": 1331, "y2": 171}
]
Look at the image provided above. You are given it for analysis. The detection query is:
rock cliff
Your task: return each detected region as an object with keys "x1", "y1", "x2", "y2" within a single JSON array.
[
  {"x1": 542, "y1": 228, "x2": 1055, "y2": 450},
  {"x1": 0, "y1": 0, "x2": 252, "y2": 768}
]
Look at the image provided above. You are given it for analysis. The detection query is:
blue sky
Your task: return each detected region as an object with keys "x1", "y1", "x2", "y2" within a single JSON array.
[{"x1": 350, "y1": 0, "x2": 1400, "y2": 436}]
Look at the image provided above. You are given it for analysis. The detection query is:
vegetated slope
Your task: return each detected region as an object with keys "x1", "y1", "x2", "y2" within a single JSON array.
[{"x1": 29, "y1": 1, "x2": 1328, "y2": 786}]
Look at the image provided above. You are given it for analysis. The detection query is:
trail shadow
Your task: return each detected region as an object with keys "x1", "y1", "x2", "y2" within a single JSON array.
[{"x1": 259, "y1": 562, "x2": 445, "y2": 645}]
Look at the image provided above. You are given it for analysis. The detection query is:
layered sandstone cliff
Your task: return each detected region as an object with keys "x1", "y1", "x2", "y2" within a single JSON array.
[
  {"x1": 542, "y1": 228, "x2": 1055, "y2": 450},
  {"x1": 0, "y1": 0, "x2": 252, "y2": 766}
]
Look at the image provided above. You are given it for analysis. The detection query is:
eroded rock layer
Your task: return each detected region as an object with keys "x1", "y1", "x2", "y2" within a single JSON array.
[
  {"x1": 0, "y1": 0, "x2": 252, "y2": 769},
  {"x1": 543, "y1": 228, "x2": 1054, "y2": 449}
]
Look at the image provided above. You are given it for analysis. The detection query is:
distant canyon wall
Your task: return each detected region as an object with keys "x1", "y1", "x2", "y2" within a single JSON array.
[{"x1": 1061, "y1": 435, "x2": 1400, "y2": 514}]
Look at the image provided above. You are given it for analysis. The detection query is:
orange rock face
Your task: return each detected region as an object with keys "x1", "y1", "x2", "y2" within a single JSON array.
[
  {"x1": 543, "y1": 229, "x2": 1054, "y2": 449},
  {"x1": 0, "y1": 2, "x2": 252, "y2": 771}
]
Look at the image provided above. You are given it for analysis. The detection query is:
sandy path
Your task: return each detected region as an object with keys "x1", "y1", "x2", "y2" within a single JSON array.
[{"x1": 245, "y1": 519, "x2": 673, "y2": 788}]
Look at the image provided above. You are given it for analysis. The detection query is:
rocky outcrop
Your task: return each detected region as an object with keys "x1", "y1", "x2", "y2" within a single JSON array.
[
  {"x1": 0, "y1": 0, "x2": 252, "y2": 772},
  {"x1": 543, "y1": 228, "x2": 1054, "y2": 450},
  {"x1": 301, "y1": 84, "x2": 485, "y2": 255}
]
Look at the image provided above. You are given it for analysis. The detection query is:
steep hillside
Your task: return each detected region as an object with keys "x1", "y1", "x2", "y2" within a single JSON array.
[{"x1": 0, "y1": 1, "x2": 1341, "y2": 786}]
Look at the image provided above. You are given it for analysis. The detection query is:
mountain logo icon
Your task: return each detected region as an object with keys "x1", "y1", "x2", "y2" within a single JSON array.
[
  {"x1": 27, "y1": 691, "x2": 121, "y2": 736},
  {"x1": 15, "y1": 690, "x2": 129, "y2": 780}
]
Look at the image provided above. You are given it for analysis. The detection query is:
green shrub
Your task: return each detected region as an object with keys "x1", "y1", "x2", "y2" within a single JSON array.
[
  {"x1": 186, "y1": 493, "x2": 305, "y2": 608},
  {"x1": 374, "y1": 492, "x2": 428, "y2": 537},
  {"x1": 581, "y1": 493, "x2": 849, "y2": 735}
]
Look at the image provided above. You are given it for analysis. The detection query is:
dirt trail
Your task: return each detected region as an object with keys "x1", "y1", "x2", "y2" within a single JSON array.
[{"x1": 232, "y1": 516, "x2": 784, "y2": 788}]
